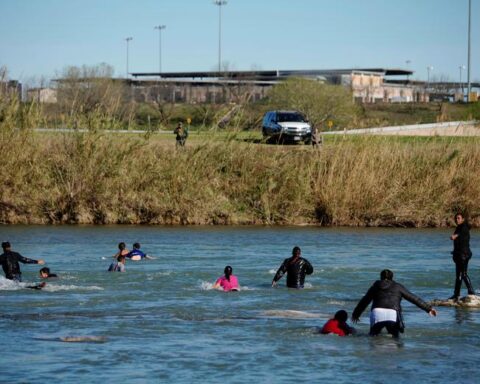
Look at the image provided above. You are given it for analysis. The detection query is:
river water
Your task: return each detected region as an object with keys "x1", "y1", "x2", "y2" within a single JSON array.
[{"x1": 0, "y1": 225, "x2": 478, "y2": 383}]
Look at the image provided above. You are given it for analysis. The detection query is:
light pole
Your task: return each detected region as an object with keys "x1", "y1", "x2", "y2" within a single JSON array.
[
  {"x1": 459, "y1": 65, "x2": 466, "y2": 98},
  {"x1": 213, "y1": 0, "x2": 227, "y2": 73},
  {"x1": 154, "y1": 25, "x2": 166, "y2": 76},
  {"x1": 467, "y1": 0, "x2": 472, "y2": 101},
  {"x1": 426, "y1": 66, "x2": 433, "y2": 87},
  {"x1": 405, "y1": 60, "x2": 411, "y2": 81},
  {"x1": 125, "y1": 37, "x2": 133, "y2": 78}
]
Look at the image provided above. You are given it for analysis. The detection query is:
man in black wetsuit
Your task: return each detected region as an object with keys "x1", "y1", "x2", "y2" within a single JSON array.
[
  {"x1": 0, "y1": 242, "x2": 45, "y2": 282},
  {"x1": 352, "y1": 269, "x2": 437, "y2": 338},
  {"x1": 271, "y1": 246, "x2": 313, "y2": 289},
  {"x1": 450, "y1": 212, "x2": 475, "y2": 300}
]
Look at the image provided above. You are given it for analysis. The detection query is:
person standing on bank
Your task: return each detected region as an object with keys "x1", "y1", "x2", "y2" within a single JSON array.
[
  {"x1": 352, "y1": 269, "x2": 437, "y2": 338},
  {"x1": 450, "y1": 212, "x2": 475, "y2": 300},
  {"x1": 174, "y1": 122, "x2": 188, "y2": 148},
  {"x1": 272, "y1": 246, "x2": 313, "y2": 289},
  {"x1": 0, "y1": 241, "x2": 45, "y2": 281}
]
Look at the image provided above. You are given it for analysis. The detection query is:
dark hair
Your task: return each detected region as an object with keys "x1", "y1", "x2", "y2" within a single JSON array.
[
  {"x1": 118, "y1": 242, "x2": 126, "y2": 251},
  {"x1": 334, "y1": 310, "x2": 348, "y2": 322},
  {"x1": 2, "y1": 241, "x2": 11, "y2": 250},
  {"x1": 133, "y1": 242, "x2": 140, "y2": 250},
  {"x1": 40, "y1": 267, "x2": 50, "y2": 275},
  {"x1": 224, "y1": 265, "x2": 233, "y2": 282},
  {"x1": 288, "y1": 246, "x2": 301, "y2": 266},
  {"x1": 380, "y1": 269, "x2": 394, "y2": 281}
]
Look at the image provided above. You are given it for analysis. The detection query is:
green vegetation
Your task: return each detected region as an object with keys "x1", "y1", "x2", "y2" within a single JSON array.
[
  {"x1": 268, "y1": 77, "x2": 358, "y2": 131},
  {"x1": 1, "y1": 66, "x2": 479, "y2": 226},
  {"x1": 0, "y1": 124, "x2": 478, "y2": 226}
]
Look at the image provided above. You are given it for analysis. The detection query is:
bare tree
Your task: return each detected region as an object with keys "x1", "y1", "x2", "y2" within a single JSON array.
[{"x1": 55, "y1": 63, "x2": 133, "y2": 130}]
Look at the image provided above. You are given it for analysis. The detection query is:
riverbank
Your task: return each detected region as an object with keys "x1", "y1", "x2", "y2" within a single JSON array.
[{"x1": 1, "y1": 129, "x2": 479, "y2": 227}]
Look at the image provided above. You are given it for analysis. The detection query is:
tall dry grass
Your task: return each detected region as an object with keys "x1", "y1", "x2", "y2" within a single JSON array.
[{"x1": 0, "y1": 125, "x2": 479, "y2": 226}]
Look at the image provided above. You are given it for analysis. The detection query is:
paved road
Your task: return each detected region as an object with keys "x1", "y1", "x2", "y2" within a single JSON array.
[
  {"x1": 324, "y1": 121, "x2": 479, "y2": 136},
  {"x1": 33, "y1": 121, "x2": 480, "y2": 137}
]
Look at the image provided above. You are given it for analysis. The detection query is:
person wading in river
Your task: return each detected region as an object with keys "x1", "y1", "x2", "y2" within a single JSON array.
[
  {"x1": 272, "y1": 246, "x2": 313, "y2": 289},
  {"x1": 0, "y1": 241, "x2": 45, "y2": 282},
  {"x1": 352, "y1": 269, "x2": 437, "y2": 338}
]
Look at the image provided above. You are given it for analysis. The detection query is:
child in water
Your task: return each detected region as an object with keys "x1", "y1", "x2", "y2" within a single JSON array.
[
  {"x1": 39, "y1": 267, "x2": 57, "y2": 278},
  {"x1": 213, "y1": 266, "x2": 239, "y2": 292},
  {"x1": 127, "y1": 243, "x2": 154, "y2": 261},
  {"x1": 113, "y1": 242, "x2": 129, "y2": 259},
  {"x1": 108, "y1": 255, "x2": 126, "y2": 272},
  {"x1": 321, "y1": 310, "x2": 355, "y2": 336}
]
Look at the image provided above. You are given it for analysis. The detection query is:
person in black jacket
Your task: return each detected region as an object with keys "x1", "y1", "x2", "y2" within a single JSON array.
[
  {"x1": 352, "y1": 269, "x2": 437, "y2": 338},
  {"x1": 0, "y1": 242, "x2": 45, "y2": 282},
  {"x1": 450, "y1": 212, "x2": 475, "y2": 300},
  {"x1": 272, "y1": 246, "x2": 313, "y2": 289}
]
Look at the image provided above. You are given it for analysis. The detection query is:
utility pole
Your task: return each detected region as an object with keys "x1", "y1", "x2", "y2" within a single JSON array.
[
  {"x1": 427, "y1": 66, "x2": 433, "y2": 87},
  {"x1": 154, "y1": 25, "x2": 166, "y2": 77},
  {"x1": 213, "y1": 0, "x2": 227, "y2": 73},
  {"x1": 467, "y1": 0, "x2": 472, "y2": 101},
  {"x1": 459, "y1": 65, "x2": 466, "y2": 99},
  {"x1": 125, "y1": 37, "x2": 133, "y2": 78},
  {"x1": 406, "y1": 60, "x2": 411, "y2": 81}
]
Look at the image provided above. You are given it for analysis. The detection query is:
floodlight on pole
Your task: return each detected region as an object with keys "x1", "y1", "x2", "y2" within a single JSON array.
[
  {"x1": 125, "y1": 37, "x2": 133, "y2": 78},
  {"x1": 154, "y1": 25, "x2": 166, "y2": 77},
  {"x1": 214, "y1": 0, "x2": 227, "y2": 73}
]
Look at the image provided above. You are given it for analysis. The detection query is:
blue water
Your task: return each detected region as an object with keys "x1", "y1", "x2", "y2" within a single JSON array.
[{"x1": 0, "y1": 226, "x2": 479, "y2": 383}]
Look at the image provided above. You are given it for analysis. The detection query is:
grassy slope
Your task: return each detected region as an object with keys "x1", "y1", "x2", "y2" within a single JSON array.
[{"x1": 0, "y1": 130, "x2": 479, "y2": 227}]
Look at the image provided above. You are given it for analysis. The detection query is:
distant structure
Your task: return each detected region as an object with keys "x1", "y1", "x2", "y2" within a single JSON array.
[
  {"x1": 52, "y1": 68, "x2": 480, "y2": 105},
  {"x1": 0, "y1": 80, "x2": 22, "y2": 100},
  {"x1": 26, "y1": 88, "x2": 57, "y2": 103},
  {"x1": 129, "y1": 68, "x2": 430, "y2": 104}
]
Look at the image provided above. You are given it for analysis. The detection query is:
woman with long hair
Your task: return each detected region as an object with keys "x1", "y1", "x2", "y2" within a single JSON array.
[{"x1": 213, "y1": 265, "x2": 239, "y2": 292}]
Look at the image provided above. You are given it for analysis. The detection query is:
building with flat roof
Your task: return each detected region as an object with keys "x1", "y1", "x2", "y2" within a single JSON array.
[{"x1": 129, "y1": 68, "x2": 428, "y2": 104}]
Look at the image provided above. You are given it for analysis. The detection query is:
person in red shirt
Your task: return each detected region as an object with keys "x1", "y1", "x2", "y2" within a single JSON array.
[{"x1": 321, "y1": 310, "x2": 355, "y2": 336}]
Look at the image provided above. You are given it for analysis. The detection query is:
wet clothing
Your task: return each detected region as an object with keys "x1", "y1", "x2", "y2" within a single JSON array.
[
  {"x1": 0, "y1": 250, "x2": 41, "y2": 281},
  {"x1": 352, "y1": 279, "x2": 432, "y2": 336},
  {"x1": 452, "y1": 222, "x2": 474, "y2": 297},
  {"x1": 215, "y1": 275, "x2": 239, "y2": 292},
  {"x1": 108, "y1": 262, "x2": 125, "y2": 272},
  {"x1": 127, "y1": 249, "x2": 146, "y2": 259},
  {"x1": 321, "y1": 319, "x2": 353, "y2": 336},
  {"x1": 272, "y1": 256, "x2": 313, "y2": 289}
]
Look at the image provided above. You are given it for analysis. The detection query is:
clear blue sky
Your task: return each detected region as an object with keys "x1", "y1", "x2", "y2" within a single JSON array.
[{"x1": 0, "y1": 0, "x2": 478, "y2": 83}]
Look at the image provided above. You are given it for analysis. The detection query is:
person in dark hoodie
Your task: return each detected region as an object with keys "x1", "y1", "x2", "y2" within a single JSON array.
[
  {"x1": 0, "y1": 241, "x2": 45, "y2": 282},
  {"x1": 271, "y1": 246, "x2": 313, "y2": 289},
  {"x1": 352, "y1": 269, "x2": 437, "y2": 338},
  {"x1": 450, "y1": 212, "x2": 475, "y2": 300}
]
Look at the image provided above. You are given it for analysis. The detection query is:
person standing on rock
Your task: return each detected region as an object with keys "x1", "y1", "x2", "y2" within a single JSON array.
[{"x1": 450, "y1": 212, "x2": 475, "y2": 300}]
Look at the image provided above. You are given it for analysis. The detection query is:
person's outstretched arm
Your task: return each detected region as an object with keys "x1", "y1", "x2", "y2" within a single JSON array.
[
  {"x1": 352, "y1": 285, "x2": 374, "y2": 323},
  {"x1": 18, "y1": 253, "x2": 44, "y2": 265}
]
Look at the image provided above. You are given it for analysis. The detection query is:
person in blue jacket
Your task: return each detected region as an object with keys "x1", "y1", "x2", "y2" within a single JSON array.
[{"x1": 126, "y1": 243, "x2": 154, "y2": 261}]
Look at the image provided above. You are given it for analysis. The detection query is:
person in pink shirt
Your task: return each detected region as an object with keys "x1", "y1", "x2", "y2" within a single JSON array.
[{"x1": 213, "y1": 266, "x2": 240, "y2": 292}]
